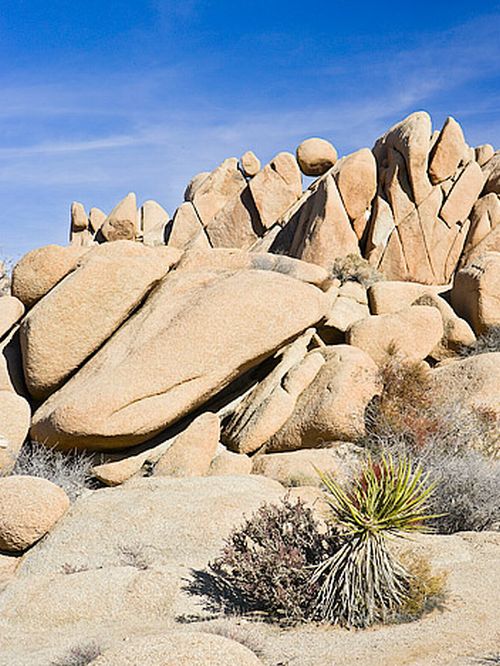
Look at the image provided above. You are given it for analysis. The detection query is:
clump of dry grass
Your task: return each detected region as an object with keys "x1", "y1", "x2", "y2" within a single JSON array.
[
  {"x1": 11, "y1": 441, "x2": 95, "y2": 501},
  {"x1": 330, "y1": 253, "x2": 383, "y2": 288},
  {"x1": 51, "y1": 641, "x2": 103, "y2": 666}
]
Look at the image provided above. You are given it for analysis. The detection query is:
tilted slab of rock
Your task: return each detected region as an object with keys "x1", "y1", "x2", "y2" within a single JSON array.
[
  {"x1": 140, "y1": 200, "x2": 169, "y2": 246},
  {"x1": 332, "y1": 147, "x2": 377, "y2": 224},
  {"x1": 204, "y1": 152, "x2": 302, "y2": 249},
  {"x1": 176, "y1": 247, "x2": 330, "y2": 288},
  {"x1": 377, "y1": 111, "x2": 433, "y2": 205},
  {"x1": 222, "y1": 330, "x2": 325, "y2": 454},
  {"x1": 461, "y1": 193, "x2": 500, "y2": 264},
  {"x1": 428, "y1": 116, "x2": 468, "y2": 185},
  {"x1": 100, "y1": 192, "x2": 138, "y2": 242},
  {"x1": 191, "y1": 158, "x2": 247, "y2": 226},
  {"x1": 475, "y1": 144, "x2": 494, "y2": 167},
  {"x1": 451, "y1": 251, "x2": 500, "y2": 334},
  {"x1": 482, "y1": 151, "x2": 500, "y2": 195},
  {"x1": 265, "y1": 345, "x2": 380, "y2": 452},
  {"x1": 88, "y1": 207, "x2": 106, "y2": 234},
  {"x1": 154, "y1": 413, "x2": 220, "y2": 477},
  {"x1": 346, "y1": 305, "x2": 444, "y2": 364},
  {"x1": 11, "y1": 244, "x2": 90, "y2": 308},
  {"x1": 289, "y1": 174, "x2": 360, "y2": 269},
  {"x1": 440, "y1": 161, "x2": 485, "y2": 227},
  {"x1": 208, "y1": 447, "x2": 252, "y2": 476},
  {"x1": 31, "y1": 269, "x2": 329, "y2": 450},
  {"x1": 167, "y1": 202, "x2": 210, "y2": 251},
  {"x1": 184, "y1": 171, "x2": 210, "y2": 201},
  {"x1": 21, "y1": 242, "x2": 179, "y2": 401}
]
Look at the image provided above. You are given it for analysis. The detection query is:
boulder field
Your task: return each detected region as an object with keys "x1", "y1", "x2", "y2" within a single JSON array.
[{"x1": 0, "y1": 110, "x2": 499, "y2": 664}]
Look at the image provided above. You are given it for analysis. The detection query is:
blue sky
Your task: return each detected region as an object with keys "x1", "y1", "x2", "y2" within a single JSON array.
[{"x1": 0, "y1": 1, "x2": 499, "y2": 259}]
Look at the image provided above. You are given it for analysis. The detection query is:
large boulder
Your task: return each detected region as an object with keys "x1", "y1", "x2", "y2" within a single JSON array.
[
  {"x1": 0, "y1": 476, "x2": 282, "y2": 662},
  {"x1": 92, "y1": 631, "x2": 263, "y2": 666},
  {"x1": 265, "y1": 345, "x2": 380, "y2": 452},
  {"x1": 428, "y1": 116, "x2": 468, "y2": 184},
  {"x1": 31, "y1": 270, "x2": 328, "y2": 450},
  {"x1": 451, "y1": 252, "x2": 500, "y2": 334},
  {"x1": 346, "y1": 305, "x2": 444, "y2": 364},
  {"x1": 296, "y1": 138, "x2": 337, "y2": 176},
  {"x1": 191, "y1": 158, "x2": 247, "y2": 226},
  {"x1": 0, "y1": 391, "x2": 31, "y2": 473},
  {"x1": 482, "y1": 151, "x2": 500, "y2": 195},
  {"x1": 431, "y1": 352, "x2": 500, "y2": 417},
  {"x1": 11, "y1": 244, "x2": 89, "y2": 308},
  {"x1": 333, "y1": 148, "x2": 377, "y2": 224},
  {"x1": 0, "y1": 476, "x2": 69, "y2": 552},
  {"x1": 20, "y1": 242, "x2": 178, "y2": 400}
]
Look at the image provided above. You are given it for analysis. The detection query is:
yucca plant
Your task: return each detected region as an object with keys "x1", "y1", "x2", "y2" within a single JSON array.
[{"x1": 311, "y1": 454, "x2": 438, "y2": 628}]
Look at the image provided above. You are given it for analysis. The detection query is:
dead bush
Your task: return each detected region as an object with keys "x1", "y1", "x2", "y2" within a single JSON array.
[{"x1": 330, "y1": 253, "x2": 383, "y2": 288}]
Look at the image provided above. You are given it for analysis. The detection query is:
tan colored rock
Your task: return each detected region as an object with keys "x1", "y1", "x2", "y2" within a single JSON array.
[
  {"x1": 252, "y1": 443, "x2": 361, "y2": 487},
  {"x1": 440, "y1": 161, "x2": 485, "y2": 226},
  {"x1": 365, "y1": 196, "x2": 396, "y2": 266},
  {"x1": 177, "y1": 248, "x2": 330, "y2": 288},
  {"x1": 320, "y1": 296, "x2": 369, "y2": 343},
  {"x1": 240, "y1": 150, "x2": 261, "y2": 177},
  {"x1": 140, "y1": 200, "x2": 169, "y2": 245},
  {"x1": 461, "y1": 193, "x2": 500, "y2": 264},
  {"x1": 266, "y1": 345, "x2": 380, "y2": 452},
  {"x1": 0, "y1": 552, "x2": 20, "y2": 591},
  {"x1": 92, "y1": 631, "x2": 264, "y2": 666},
  {"x1": 461, "y1": 222, "x2": 500, "y2": 264},
  {"x1": 69, "y1": 228, "x2": 94, "y2": 248},
  {"x1": 31, "y1": 270, "x2": 328, "y2": 450},
  {"x1": 191, "y1": 158, "x2": 247, "y2": 226},
  {"x1": 0, "y1": 391, "x2": 30, "y2": 473},
  {"x1": 475, "y1": 144, "x2": 494, "y2": 167},
  {"x1": 154, "y1": 414, "x2": 220, "y2": 478},
  {"x1": 11, "y1": 245, "x2": 89, "y2": 309},
  {"x1": 21, "y1": 242, "x2": 173, "y2": 401},
  {"x1": 482, "y1": 152, "x2": 500, "y2": 195},
  {"x1": 184, "y1": 171, "x2": 210, "y2": 202},
  {"x1": 0, "y1": 296, "x2": 24, "y2": 339},
  {"x1": 70, "y1": 201, "x2": 88, "y2": 232},
  {"x1": 247, "y1": 151, "x2": 302, "y2": 228},
  {"x1": 203, "y1": 153, "x2": 301, "y2": 249},
  {"x1": 0, "y1": 476, "x2": 69, "y2": 552},
  {"x1": 346, "y1": 305, "x2": 444, "y2": 364},
  {"x1": 88, "y1": 207, "x2": 107, "y2": 234},
  {"x1": 383, "y1": 111, "x2": 433, "y2": 205},
  {"x1": 432, "y1": 352, "x2": 500, "y2": 418},
  {"x1": 167, "y1": 202, "x2": 210, "y2": 251},
  {"x1": 384, "y1": 147, "x2": 415, "y2": 224},
  {"x1": 208, "y1": 447, "x2": 252, "y2": 476},
  {"x1": 289, "y1": 174, "x2": 360, "y2": 269},
  {"x1": 451, "y1": 252, "x2": 500, "y2": 334},
  {"x1": 296, "y1": 137, "x2": 337, "y2": 176},
  {"x1": 222, "y1": 331, "x2": 325, "y2": 454},
  {"x1": 368, "y1": 280, "x2": 450, "y2": 314},
  {"x1": 92, "y1": 437, "x2": 173, "y2": 486},
  {"x1": 0, "y1": 329, "x2": 27, "y2": 397},
  {"x1": 100, "y1": 193, "x2": 138, "y2": 242},
  {"x1": 333, "y1": 148, "x2": 377, "y2": 220},
  {"x1": 338, "y1": 281, "x2": 367, "y2": 304},
  {"x1": 428, "y1": 116, "x2": 468, "y2": 184}
]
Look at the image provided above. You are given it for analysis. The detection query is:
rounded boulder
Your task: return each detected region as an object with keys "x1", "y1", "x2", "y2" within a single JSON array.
[
  {"x1": 296, "y1": 137, "x2": 338, "y2": 176},
  {"x1": 0, "y1": 476, "x2": 70, "y2": 552}
]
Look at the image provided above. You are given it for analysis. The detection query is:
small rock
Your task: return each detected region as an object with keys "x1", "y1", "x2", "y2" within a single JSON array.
[
  {"x1": 296, "y1": 137, "x2": 338, "y2": 176},
  {"x1": 240, "y1": 150, "x2": 261, "y2": 177},
  {"x1": 208, "y1": 448, "x2": 252, "y2": 476},
  {"x1": 0, "y1": 476, "x2": 70, "y2": 552}
]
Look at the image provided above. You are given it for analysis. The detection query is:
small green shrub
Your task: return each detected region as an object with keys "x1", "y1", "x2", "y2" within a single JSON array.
[
  {"x1": 330, "y1": 254, "x2": 383, "y2": 288},
  {"x1": 459, "y1": 326, "x2": 500, "y2": 356},
  {"x1": 186, "y1": 498, "x2": 341, "y2": 624},
  {"x1": 311, "y1": 455, "x2": 437, "y2": 627}
]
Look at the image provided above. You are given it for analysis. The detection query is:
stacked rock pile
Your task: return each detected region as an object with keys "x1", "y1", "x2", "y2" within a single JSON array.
[{"x1": 0, "y1": 110, "x2": 498, "y2": 494}]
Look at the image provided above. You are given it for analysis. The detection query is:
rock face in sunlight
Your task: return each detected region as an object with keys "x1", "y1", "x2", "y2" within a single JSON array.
[{"x1": 0, "y1": 109, "x2": 499, "y2": 666}]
